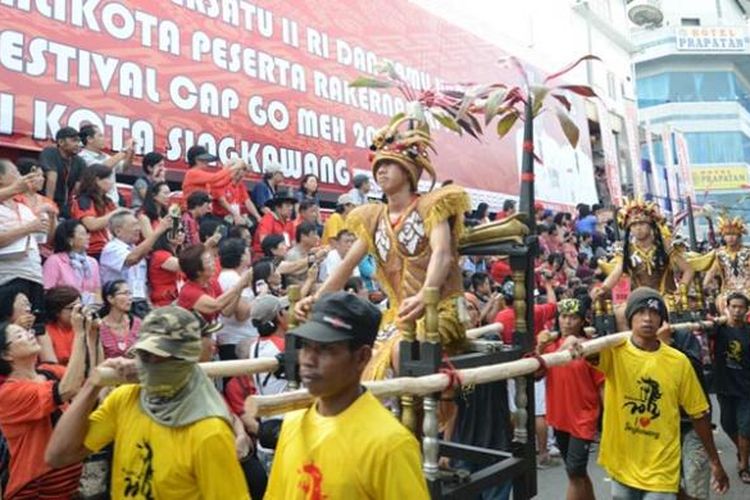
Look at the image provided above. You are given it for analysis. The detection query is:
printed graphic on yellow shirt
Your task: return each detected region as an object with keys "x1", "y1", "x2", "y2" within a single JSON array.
[
  {"x1": 728, "y1": 340, "x2": 742, "y2": 365},
  {"x1": 622, "y1": 376, "x2": 662, "y2": 439},
  {"x1": 122, "y1": 440, "x2": 155, "y2": 499},
  {"x1": 298, "y1": 462, "x2": 325, "y2": 500}
]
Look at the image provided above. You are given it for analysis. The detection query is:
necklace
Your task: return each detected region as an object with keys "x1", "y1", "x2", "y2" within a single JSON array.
[
  {"x1": 631, "y1": 244, "x2": 657, "y2": 276},
  {"x1": 388, "y1": 195, "x2": 419, "y2": 228}
]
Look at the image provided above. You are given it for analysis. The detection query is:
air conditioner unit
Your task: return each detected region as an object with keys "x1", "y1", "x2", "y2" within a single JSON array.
[{"x1": 627, "y1": 0, "x2": 664, "y2": 27}]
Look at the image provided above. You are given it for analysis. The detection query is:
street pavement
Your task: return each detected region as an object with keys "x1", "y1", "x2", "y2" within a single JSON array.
[{"x1": 534, "y1": 398, "x2": 750, "y2": 499}]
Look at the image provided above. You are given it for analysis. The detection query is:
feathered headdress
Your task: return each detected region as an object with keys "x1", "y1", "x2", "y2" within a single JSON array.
[
  {"x1": 617, "y1": 197, "x2": 664, "y2": 230},
  {"x1": 368, "y1": 115, "x2": 437, "y2": 191},
  {"x1": 717, "y1": 215, "x2": 746, "y2": 236}
]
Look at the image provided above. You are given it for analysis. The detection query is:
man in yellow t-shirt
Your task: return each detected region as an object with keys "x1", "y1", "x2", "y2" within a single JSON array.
[
  {"x1": 321, "y1": 193, "x2": 356, "y2": 244},
  {"x1": 563, "y1": 287, "x2": 729, "y2": 498},
  {"x1": 265, "y1": 292, "x2": 429, "y2": 499},
  {"x1": 45, "y1": 306, "x2": 250, "y2": 499}
]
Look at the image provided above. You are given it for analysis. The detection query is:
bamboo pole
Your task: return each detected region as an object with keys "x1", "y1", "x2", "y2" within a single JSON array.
[
  {"x1": 93, "y1": 319, "x2": 724, "y2": 386},
  {"x1": 244, "y1": 316, "x2": 726, "y2": 418},
  {"x1": 94, "y1": 357, "x2": 280, "y2": 386},
  {"x1": 245, "y1": 332, "x2": 631, "y2": 418}
]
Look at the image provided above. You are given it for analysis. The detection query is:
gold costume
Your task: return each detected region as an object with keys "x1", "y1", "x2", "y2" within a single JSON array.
[
  {"x1": 347, "y1": 115, "x2": 471, "y2": 380},
  {"x1": 714, "y1": 216, "x2": 750, "y2": 299},
  {"x1": 347, "y1": 185, "x2": 470, "y2": 379}
]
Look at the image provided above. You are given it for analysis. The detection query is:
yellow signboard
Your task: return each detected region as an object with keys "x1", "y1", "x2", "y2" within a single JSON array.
[{"x1": 692, "y1": 165, "x2": 749, "y2": 191}]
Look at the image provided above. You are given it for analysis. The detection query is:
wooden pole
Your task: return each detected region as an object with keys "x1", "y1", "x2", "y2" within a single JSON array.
[
  {"x1": 93, "y1": 324, "x2": 508, "y2": 385},
  {"x1": 244, "y1": 317, "x2": 725, "y2": 418},
  {"x1": 245, "y1": 332, "x2": 632, "y2": 418}
]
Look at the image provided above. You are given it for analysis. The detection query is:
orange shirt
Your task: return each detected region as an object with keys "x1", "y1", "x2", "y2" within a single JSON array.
[
  {"x1": 211, "y1": 181, "x2": 250, "y2": 217},
  {"x1": 0, "y1": 364, "x2": 68, "y2": 498},
  {"x1": 70, "y1": 196, "x2": 116, "y2": 256},
  {"x1": 46, "y1": 322, "x2": 74, "y2": 365},
  {"x1": 182, "y1": 167, "x2": 233, "y2": 205}
]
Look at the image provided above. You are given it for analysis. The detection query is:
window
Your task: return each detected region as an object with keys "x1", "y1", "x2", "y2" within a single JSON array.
[
  {"x1": 681, "y1": 18, "x2": 700, "y2": 26},
  {"x1": 636, "y1": 72, "x2": 750, "y2": 112},
  {"x1": 684, "y1": 132, "x2": 750, "y2": 164}
]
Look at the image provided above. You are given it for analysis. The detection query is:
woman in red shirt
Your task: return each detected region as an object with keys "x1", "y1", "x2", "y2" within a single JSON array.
[
  {"x1": 70, "y1": 164, "x2": 117, "y2": 260},
  {"x1": 43, "y1": 286, "x2": 80, "y2": 366},
  {"x1": 149, "y1": 230, "x2": 184, "y2": 307},
  {"x1": 176, "y1": 243, "x2": 253, "y2": 322},
  {"x1": 0, "y1": 306, "x2": 91, "y2": 499}
]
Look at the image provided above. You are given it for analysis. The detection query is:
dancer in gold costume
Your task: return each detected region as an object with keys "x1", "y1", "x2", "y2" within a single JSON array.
[
  {"x1": 296, "y1": 117, "x2": 470, "y2": 379},
  {"x1": 703, "y1": 216, "x2": 750, "y2": 313}
]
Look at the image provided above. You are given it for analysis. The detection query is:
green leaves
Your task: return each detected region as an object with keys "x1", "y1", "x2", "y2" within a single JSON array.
[{"x1": 496, "y1": 111, "x2": 520, "y2": 138}]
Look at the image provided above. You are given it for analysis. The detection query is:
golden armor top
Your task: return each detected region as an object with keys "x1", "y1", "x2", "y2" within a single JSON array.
[
  {"x1": 346, "y1": 184, "x2": 470, "y2": 378},
  {"x1": 716, "y1": 246, "x2": 750, "y2": 294}
]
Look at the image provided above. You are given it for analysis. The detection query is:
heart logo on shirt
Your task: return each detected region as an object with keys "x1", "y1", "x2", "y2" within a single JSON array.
[{"x1": 639, "y1": 417, "x2": 651, "y2": 428}]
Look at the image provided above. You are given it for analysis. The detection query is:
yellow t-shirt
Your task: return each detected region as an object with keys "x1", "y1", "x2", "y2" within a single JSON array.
[
  {"x1": 594, "y1": 339, "x2": 709, "y2": 493},
  {"x1": 83, "y1": 384, "x2": 249, "y2": 500},
  {"x1": 322, "y1": 212, "x2": 345, "y2": 244},
  {"x1": 265, "y1": 390, "x2": 429, "y2": 500}
]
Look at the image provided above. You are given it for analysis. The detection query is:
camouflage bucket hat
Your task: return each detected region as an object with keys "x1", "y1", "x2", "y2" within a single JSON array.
[{"x1": 132, "y1": 306, "x2": 203, "y2": 362}]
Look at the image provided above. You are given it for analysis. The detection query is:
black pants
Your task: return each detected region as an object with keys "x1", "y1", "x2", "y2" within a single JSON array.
[
  {"x1": 553, "y1": 429, "x2": 593, "y2": 478},
  {"x1": 0, "y1": 278, "x2": 44, "y2": 334},
  {"x1": 240, "y1": 453, "x2": 268, "y2": 500}
]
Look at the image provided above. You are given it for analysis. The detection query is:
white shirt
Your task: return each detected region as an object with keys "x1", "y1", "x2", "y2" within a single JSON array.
[
  {"x1": 78, "y1": 148, "x2": 120, "y2": 205},
  {"x1": 0, "y1": 202, "x2": 43, "y2": 286},
  {"x1": 318, "y1": 249, "x2": 360, "y2": 282},
  {"x1": 249, "y1": 336, "x2": 287, "y2": 396},
  {"x1": 99, "y1": 238, "x2": 147, "y2": 300},
  {"x1": 217, "y1": 269, "x2": 257, "y2": 346}
]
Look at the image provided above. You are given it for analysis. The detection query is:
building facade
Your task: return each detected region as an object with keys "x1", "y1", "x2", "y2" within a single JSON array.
[{"x1": 630, "y1": 0, "x2": 750, "y2": 227}]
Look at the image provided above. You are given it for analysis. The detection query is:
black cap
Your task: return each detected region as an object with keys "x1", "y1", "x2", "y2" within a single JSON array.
[
  {"x1": 187, "y1": 145, "x2": 218, "y2": 166},
  {"x1": 265, "y1": 188, "x2": 297, "y2": 208},
  {"x1": 55, "y1": 126, "x2": 79, "y2": 141},
  {"x1": 291, "y1": 292, "x2": 382, "y2": 345}
]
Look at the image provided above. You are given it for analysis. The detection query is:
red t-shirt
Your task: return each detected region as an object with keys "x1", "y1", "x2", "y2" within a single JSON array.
[
  {"x1": 149, "y1": 250, "x2": 180, "y2": 306},
  {"x1": 0, "y1": 364, "x2": 75, "y2": 499},
  {"x1": 224, "y1": 375, "x2": 256, "y2": 416},
  {"x1": 45, "y1": 322, "x2": 74, "y2": 365},
  {"x1": 543, "y1": 337, "x2": 604, "y2": 440},
  {"x1": 182, "y1": 167, "x2": 233, "y2": 205},
  {"x1": 177, "y1": 279, "x2": 222, "y2": 321},
  {"x1": 211, "y1": 182, "x2": 250, "y2": 217},
  {"x1": 252, "y1": 213, "x2": 293, "y2": 255},
  {"x1": 70, "y1": 196, "x2": 116, "y2": 255},
  {"x1": 494, "y1": 302, "x2": 557, "y2": 345}
]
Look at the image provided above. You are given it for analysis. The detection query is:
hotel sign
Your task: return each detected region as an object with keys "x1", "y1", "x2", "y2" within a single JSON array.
[
  {"x1": 676, "y1": 27, "x2": 748, "y2": 52},
  {"x1": 692, "y1": 165, "x2": 749, "y2": 192}
]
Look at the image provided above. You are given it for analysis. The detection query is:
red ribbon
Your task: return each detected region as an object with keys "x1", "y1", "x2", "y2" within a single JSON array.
[
  {"x1": 440, "y1": 355, "x2": 464, "y2": 388},
  {"x1": 521, "y1": 173, "x2": 535, "y2": 181},
  {"x1": 524, "y1": 352, "x2": 548, "y2": 380},
  {"x1": 523, "y1": 141, "x2": 534, "y2": 153}
]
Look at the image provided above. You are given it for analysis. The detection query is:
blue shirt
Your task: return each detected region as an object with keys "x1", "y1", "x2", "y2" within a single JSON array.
[{"x1": 251, "y1": 180, "x2": 275, "y2": 210}]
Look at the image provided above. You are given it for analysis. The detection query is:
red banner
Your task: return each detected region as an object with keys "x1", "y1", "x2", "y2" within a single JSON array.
[{"x1": 0, "y1": 0, "x2": 596, "y2": 208}]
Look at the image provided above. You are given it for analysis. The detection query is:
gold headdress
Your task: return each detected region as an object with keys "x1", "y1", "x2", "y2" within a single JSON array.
[
  {"x1": 717, "y1": 215, "x2": 746, "y2": 236},
  {"x1": 617, "y1": 197, "x2": 664, "y2": 230},
  {"x1": 368, "y1": 116, "x2": 436, "y2": 191}
]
